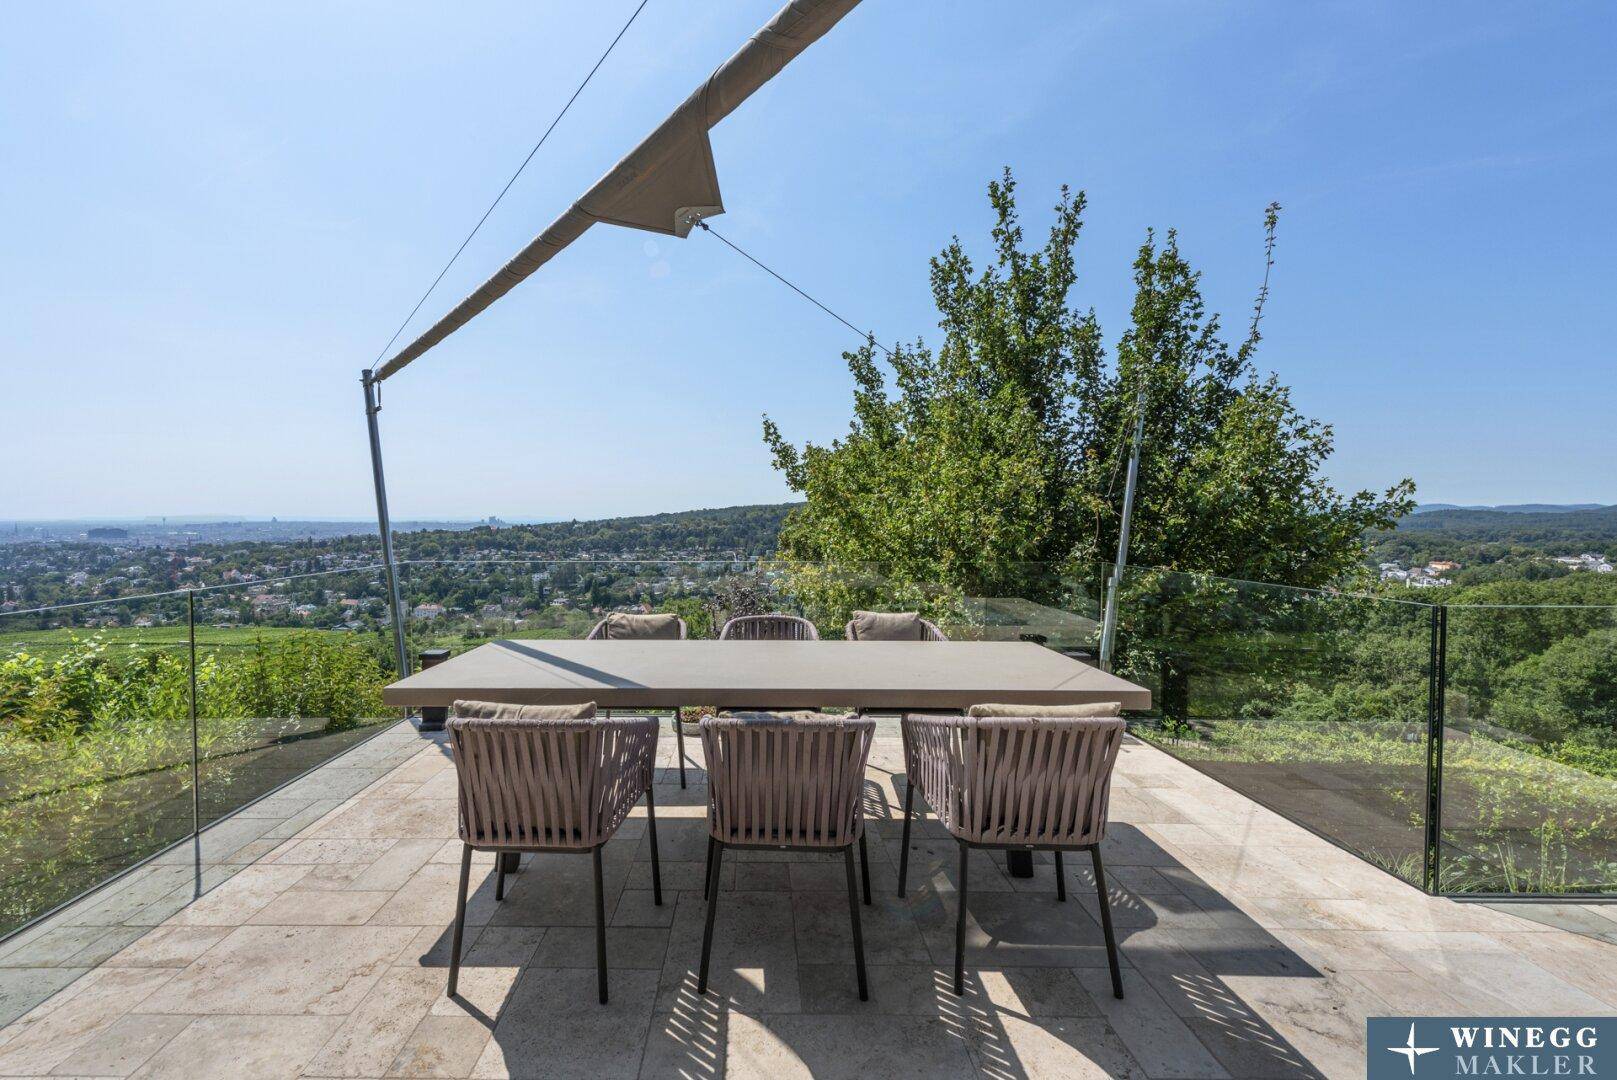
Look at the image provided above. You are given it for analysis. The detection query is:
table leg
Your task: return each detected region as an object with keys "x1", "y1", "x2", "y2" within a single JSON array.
[{"x1": 1006, "y1": 850, "x2": 1034, "y2": 878}]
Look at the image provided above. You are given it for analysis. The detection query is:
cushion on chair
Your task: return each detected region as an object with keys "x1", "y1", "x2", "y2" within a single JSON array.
[
  {"x1": 848, "y1": 610, "x2": 926, "y2": 640},
  {"x1": 715, "y1": 710, "x2": 826, "y2": 723},
  {"x1": 600, "y1": 612, "x2": 683, "y2": 639},
  {"x1": 452, "y1": 700, "x2": 597, "y2": 721},
  {"x1": 965, "y1": 701, "x2": 1122, "y2": 718}
]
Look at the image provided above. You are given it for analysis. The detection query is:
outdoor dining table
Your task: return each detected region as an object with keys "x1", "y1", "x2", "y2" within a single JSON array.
[{"x1": 382, "y1": 638, "x2": 1151, "y2": 877}]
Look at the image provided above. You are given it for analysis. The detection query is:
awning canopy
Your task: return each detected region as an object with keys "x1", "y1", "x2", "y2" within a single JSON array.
[{"x1": 374, "y1": 0, "x2": 863, "y2": 382}]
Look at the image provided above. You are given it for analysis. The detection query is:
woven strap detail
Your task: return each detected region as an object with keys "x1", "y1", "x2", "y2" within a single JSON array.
[
  {"x1": 903, "y1": 714, "x2": 1124, "y2": 846},
  {"x1": 449, "y1": 715, "x2": 656, "y2": 850},
  {"x1": 701, "y1": 713, "x2": 874, "y2": 848}
]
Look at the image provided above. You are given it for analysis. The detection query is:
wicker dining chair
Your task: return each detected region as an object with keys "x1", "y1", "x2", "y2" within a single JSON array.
[
  {"x1": 585, "y1": 613, "x2": 695, "y2": 788},
  {"x1": 898, "y1": 704, "x2": 1126, "y2": 998},
  {"x1": 698, "y1": 712, "x2": 875, "y2": 1001},
  {"x1": 718, "y1": 613, "x2": 820, "y2": 640},
  {"x1": 843, "y1": 610, "x2": 948, "y2": 641},
  {"x1": 446, "y1": 700, "x2": 661, "y2": 1005}
]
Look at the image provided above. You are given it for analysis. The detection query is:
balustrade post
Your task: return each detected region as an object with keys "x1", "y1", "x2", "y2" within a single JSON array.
[{"x1": 188, "y1": 589, "x2": 200, "y2": 840}]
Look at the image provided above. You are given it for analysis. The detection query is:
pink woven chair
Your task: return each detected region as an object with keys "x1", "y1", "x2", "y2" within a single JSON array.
[
  {"x1": 698, "y1": 712, "x2": 875, "y2": 1001},
  {"x1": 718, "y1": 613, "x2": 820, "y2": 640},
  {"x1": 899, "y1": 707, "x2": 1126, "y2": 997},
  {"x1": 446, "y1": 701, "x2": 661, "y2": 1005},
  {"x1": 586, "y1": 613, "x2": 695, "y2": 788}
]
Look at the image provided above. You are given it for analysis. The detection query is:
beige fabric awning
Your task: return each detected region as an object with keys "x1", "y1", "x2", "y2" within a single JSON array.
[{"x1": 374, "y1": 0, "x2": 863, "y2": 382}]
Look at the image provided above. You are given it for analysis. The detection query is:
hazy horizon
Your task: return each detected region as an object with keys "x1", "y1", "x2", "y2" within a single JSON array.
[{"x1": 4, "y1": 499, "x2": 1612, "y2": 529}]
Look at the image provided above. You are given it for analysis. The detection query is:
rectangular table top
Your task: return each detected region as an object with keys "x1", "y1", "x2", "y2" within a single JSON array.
[{"x1": 382, "y1": 639, "x2": 1151, "y2": 711}]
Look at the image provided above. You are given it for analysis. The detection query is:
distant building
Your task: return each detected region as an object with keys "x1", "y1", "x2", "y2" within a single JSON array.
[
  {"x1": 1551, "y1": 553, "x2": 1615, "y2": 573},
  {"x1": 1408, "y1": 574, "x2": 1452, "y2": 588},
  {"x1": 412, "y1": 602, "x2": 445, "y2": 619},
  {"x1": 86, "y1": 527, "x2": 129, "y2": 540},
  {"x1": 1427, "y1": 560, "x2": 1461, "y2": 572}
]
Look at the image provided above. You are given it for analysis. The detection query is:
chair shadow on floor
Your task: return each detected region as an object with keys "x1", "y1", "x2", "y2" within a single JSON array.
[{"x1": 403, "y1": 734, "x2": 1328, "y2": 1078}]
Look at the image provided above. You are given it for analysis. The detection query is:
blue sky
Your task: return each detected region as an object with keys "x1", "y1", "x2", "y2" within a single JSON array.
[{"x1": 3, "y1": 1, "x2": 1613, "y2": 520}]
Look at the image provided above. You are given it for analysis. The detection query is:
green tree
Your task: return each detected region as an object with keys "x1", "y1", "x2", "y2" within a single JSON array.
[{"x1": 763, "y1": 170, "x2": 1413, "y2": 608}]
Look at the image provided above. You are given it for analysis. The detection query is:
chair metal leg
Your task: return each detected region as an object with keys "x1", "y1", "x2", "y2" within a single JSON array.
[
  {"x1": 675, "y1": 718, "x2": 687, "y2": 789},
  {"x1": 703, "y1": 835, "x2": 715, "y2": 901},
  {"x1": 646, "y1": 780, "x2": 662, "y2": 907},
  {"x1": 859, "y1": 832, "x2": 871, "y2": 906},
  {"x1": 843, "y1": 844, "x2": 869, "y2": 1001},
  {"x1": 593, "y1": 845, "x2": 608, "y2": 1004},
  {"x1": 495, "y1": 856, "x2": 507, "y2": 902},
  {"x1": 897, "y1": 781, "x2": 914, "y2": 898},
  {"x1": 1090, "y1": 845, "x2": 1123, "y2": 999},
  {"x1": 953, "y1": 840, "x2": 969, "y2": 996},
  {"x1": 698, "y1": 841, "x2": 724, "y2": 994},
  {"x1": 1054, "y1": 850, "x2": 1065, "y2": 902},
  {"x1": 447, "y1": 843, "x2": 471, "y2": 997}
]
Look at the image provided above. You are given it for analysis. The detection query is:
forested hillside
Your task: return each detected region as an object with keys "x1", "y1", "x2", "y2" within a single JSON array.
[{"x1": 1368, "y1": 504, "x2": 1616, "y2": 583}]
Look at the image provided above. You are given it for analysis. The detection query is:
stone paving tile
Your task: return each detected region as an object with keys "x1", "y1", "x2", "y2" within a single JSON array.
[
  {"x1": 471, "y1": 967, "x2": 659, "y2": 1079},
  {"x1": 3, "y1": 726, "x2": 1615, "y2": 1080},
  {"x1": 0, "y1": 967, "x2": 178, "y2": 1076},
  {"x1": 247, "y1": 888, "x2": 394, "y2": 926},
  {"x1": 132, "y1": 924, "x2": 417, "y2": 1016},
  {"x1": 98, "y1": 925, "x2": 230, "y2": 971},
  {"x1": 392, "y1": 1013, "x2": 494, "y2": 1077},
  {"x1": 48, "y1": 1010, "x2": 193, "y2": 1077},
  {"x1": 1075, "y1": 967, "x2": 1231, "y2": 1079},
  {"x1": 966, "y1": 1015, "x2": 1149, "y2": 1079},
  {"x1": 0, "y1": 967, "x2": 91, "y2": 1029},
  {"x1": 723, "y1": 1011, "x2": 976, "y2": 1078},
  {"x1": 302, "y1": 966, "x2": 444, "y2": 1078},
  {"x1": 128, "y1": 1013, "x2": 345, "y2": 1079}
]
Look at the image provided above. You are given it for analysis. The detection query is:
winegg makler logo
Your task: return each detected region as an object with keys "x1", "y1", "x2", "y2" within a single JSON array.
[
  {"x1": 1387, "y1": 1023, "x2": 1440, "y2": 1073},
  {"x1": 1366, "y1": 1018, "x2": 1613, "y2": 1079}
]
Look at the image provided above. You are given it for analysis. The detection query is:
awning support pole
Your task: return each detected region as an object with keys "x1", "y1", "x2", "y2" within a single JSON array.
[
  {"x1": 362, "y1": 369, "x2": 410, "y2": 681},
  {"x1": 1098, "y1": 381, "x2": 1147, "y2": 672}
]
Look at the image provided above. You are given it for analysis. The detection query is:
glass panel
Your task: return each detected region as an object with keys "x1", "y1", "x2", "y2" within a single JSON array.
[
  {"x1": 1440, "y1": 604, "x2": 1617, "y2": 894},
  {"x1": 1118, "y1": 567, "x2": 1434, "y2": 887},
  {"x1": 194, "y1": 570, "x2": 400, "y2": 829},
  {"x1": 0, "y1": 591, "x2": 196, "y2": 937}
]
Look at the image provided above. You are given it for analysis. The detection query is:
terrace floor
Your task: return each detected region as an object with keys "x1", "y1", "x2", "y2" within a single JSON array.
[{"x1": 2, "y1": 722, "x2": 1614, "y2": 1079}]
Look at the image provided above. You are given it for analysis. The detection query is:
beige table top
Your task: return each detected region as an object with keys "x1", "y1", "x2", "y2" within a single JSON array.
[{"x1": 382, "y1": 639, "x2": 1151, "y2": 711}]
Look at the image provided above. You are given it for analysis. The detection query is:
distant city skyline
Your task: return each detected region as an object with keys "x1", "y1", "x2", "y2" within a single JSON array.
[{"x1": 4, "y1": 2, "x2": 1614, "y2": 519}]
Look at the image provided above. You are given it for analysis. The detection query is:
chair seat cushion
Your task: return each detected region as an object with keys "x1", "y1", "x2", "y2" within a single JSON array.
[
  {"x1": 965, "y1": 701, "x2": 1121, "y2": 718},
  {"x1": 600, "y1": 612, "x2": 683, "y2": 639},
  {"x1": 715, "y1": 710, "x2": 825, "y2": 722},
  {"x1": 453, "y1": 700, "x2": 597, "y2": 720},
  {"x1": 848, "y1": 610, "x2": 926, "y2": 640}
]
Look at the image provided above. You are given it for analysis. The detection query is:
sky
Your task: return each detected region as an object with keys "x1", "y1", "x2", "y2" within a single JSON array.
[{"x1": 2, "y1": 1, "x2": 1614, "y2": 521}]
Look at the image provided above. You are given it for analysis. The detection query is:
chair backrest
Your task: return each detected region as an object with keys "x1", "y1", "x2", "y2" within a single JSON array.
[
  {"x1": 701, "y1": 713, "x2": 874, "y2": 848},
  {"x1": 719, "y1": 613, "x2": 820, "y2": 641},
  {"x1": 843, "y1": 610, "x2": 947, "y2": 641},
  {"x1": 905, "y1": 714, "x2": 1124, "y2": 847},
  {"x1": 586, "y1": 612, "x2": 687, "y2": 640},
  {"x1": 449, "y1": 707, "x2": 656, "y2": 850}
]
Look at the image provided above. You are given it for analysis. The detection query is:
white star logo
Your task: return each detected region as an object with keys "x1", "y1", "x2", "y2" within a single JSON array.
[{"x1": 1387, "y1": 1023, "x2": 1440, "y2": 1074}]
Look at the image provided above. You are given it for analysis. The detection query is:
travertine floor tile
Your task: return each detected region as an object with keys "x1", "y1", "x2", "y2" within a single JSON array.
[
  {"x1": 471, "y1": 967, "x2": 658, "y2": 1079},
  {"x1": 48, "y1": 1011, "x2": 192, "y2": 1077},
  {"x1": 132, "y1": 924, "x2": 416, "y2": 1016},
  {"x1": 303, "y1": 966, "x2": 443, "y2": 1078},
  {"x1": 128, "y1": 1013, "x2": 344, "y2": 1079}
]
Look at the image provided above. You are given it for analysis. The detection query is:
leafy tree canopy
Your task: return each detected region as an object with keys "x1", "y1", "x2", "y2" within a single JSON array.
[{"x1": 763, "y1": 170, "x2": 1414, "y2": 597}]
